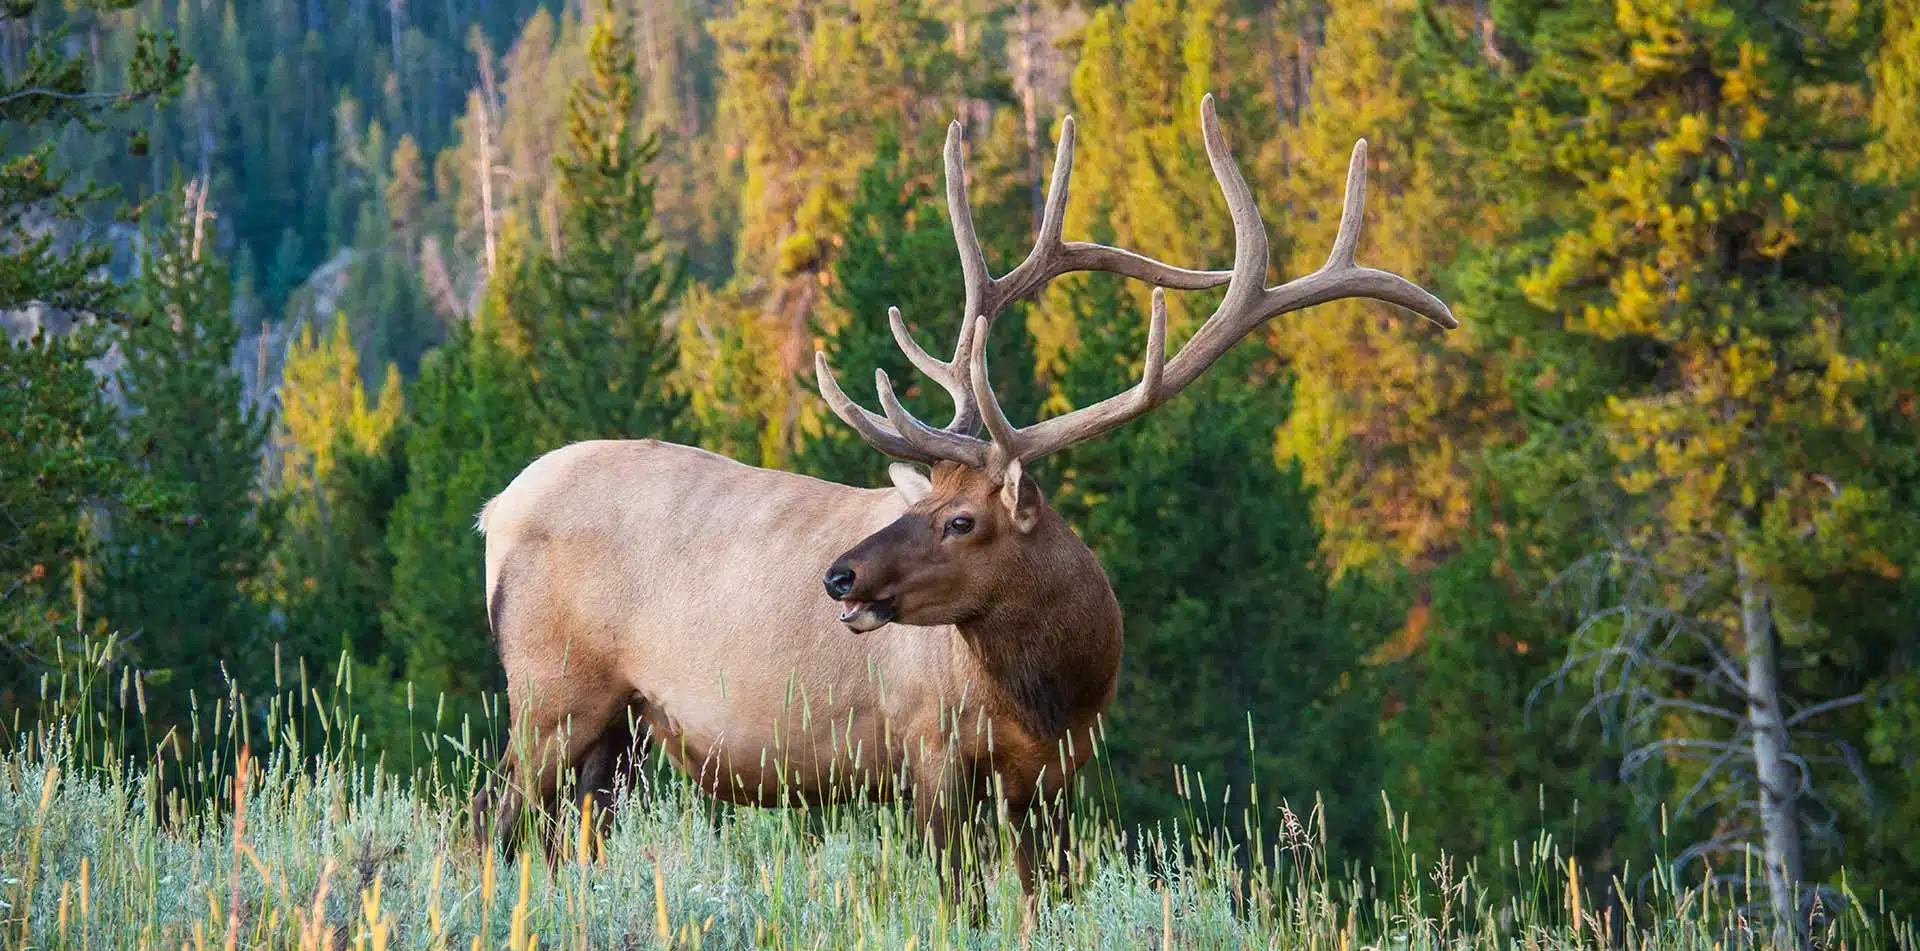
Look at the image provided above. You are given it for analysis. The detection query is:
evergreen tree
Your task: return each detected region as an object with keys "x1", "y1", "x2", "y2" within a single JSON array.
[
  {"x1": 521, "y1": 4, "x2": 688, "y2": 444},
  {"x1": 0, "y1": 0, "x2": 186, "y2": 719},
  {"x1": 795, "y1": 134, "x2": 1039, "y2": 487},
  {"x1": 1036, "y1": 0, "x2": 1276, "y2": 363},
  {"x1": 708, "y1": 0, "x2": 982, "y2": 461},
  {"x1": 1271, "y1": 0, "x2": 1503, "y2": 576},
  {"x1": 384, "y1": 231, "x2": 542, "y2": 713},
  {"x1": 1047, "y1": 267, "x2": 1389, "y2": 853},
  {"x1": 1429, "y1": 0, "x2": 1920, "y2": 935},
  {"x1": 97, "y1": 187, "x2": 274, "y2": 729},
  {"x1": 270, "y1": 316, "x2": 406, "y2": 667},
  {"x1": 1373, "y1": 493, "x2": 1646, "y2": 878},
  {"x1": 677, "y1": 284, "x2": 794, "y2": 467}
]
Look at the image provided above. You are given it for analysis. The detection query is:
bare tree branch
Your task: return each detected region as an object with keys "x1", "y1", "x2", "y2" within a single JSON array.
[{"x1": 1783, "y1": 693, "x2": 1864, "y2": 728}]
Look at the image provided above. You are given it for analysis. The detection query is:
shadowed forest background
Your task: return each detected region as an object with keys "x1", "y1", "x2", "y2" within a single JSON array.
[{"x1": 6, "y1": 0, "x2": 1920, "y2": 927}]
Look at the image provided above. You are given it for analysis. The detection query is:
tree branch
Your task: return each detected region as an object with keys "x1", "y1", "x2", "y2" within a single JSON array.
[
  {"x1": 1783, "y1": 692, "x2": 1864, "y2": 728},
  {"x1": 0, "y1": 87, "x2": 128, "y2": 107}
]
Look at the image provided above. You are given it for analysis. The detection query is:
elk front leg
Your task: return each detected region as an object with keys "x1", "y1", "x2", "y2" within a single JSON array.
[
  {"x1": 914, "y1": 752, "x2": 989, "y2": 921},
  {"x1": 1013, "y1": 787, "x2": 1074, "y2": 903}
]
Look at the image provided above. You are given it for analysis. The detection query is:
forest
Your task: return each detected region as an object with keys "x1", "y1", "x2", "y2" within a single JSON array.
[{"x1": 4, "y1": 0, "x2": 1920, "y2": 946}]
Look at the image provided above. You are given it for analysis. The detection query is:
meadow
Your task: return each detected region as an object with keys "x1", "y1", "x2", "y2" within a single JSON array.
[
  {"x1": 12, "y1": 0, "x2": 1920, "y2": 945},
  {"x1": 4, "y1": 646, "x2": 1912, "y2": 950}
]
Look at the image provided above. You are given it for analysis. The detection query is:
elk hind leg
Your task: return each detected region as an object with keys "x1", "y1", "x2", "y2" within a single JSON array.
[
  {"x1": 488, "y1": 674, "x2": 629, "y2": 863},
  {"x1": 570, "y1": 697, "x2": 650, "y2": 854}
]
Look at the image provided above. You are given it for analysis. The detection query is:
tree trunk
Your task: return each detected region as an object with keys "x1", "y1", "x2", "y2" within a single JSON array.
[
  {"x1": 1738, "y1": 553, "x2": 1806, "y2": 950},
  {"x1": 1016, "y1": 0, "x2": 1044, "y2": 237},
  {"x1": 476, "y1": 97, "x2": 498, "y2": 279},
  {"x1": 388, "y1": 0, "x2": 407, "y2": 77}
]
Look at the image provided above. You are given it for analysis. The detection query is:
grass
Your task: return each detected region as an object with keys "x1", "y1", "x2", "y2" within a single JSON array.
[{"x1": 2, "y1": 643, "x2": 1915, "y2": 949}]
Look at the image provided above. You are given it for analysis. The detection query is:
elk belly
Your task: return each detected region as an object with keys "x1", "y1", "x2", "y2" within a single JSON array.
[{"x1": 636, "y1": 668, "x2": 910, "y2": 808}]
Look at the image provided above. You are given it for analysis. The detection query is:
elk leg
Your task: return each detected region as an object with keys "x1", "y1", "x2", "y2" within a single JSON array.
[
  {"x1": 490, "y1": 676, "x2": 629, "y2": 863},
  {"x1": 571, "y1": 697, "x2": 650, "y2": 851},
  {"x1": 1013, "y1": 789, "x2": 1074, "y2": 904},
  {"x1": 914, "y1": 758, "x2": 989, "y2": 922}
]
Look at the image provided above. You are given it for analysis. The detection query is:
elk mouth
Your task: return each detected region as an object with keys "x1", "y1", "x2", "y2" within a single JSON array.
[{"x1": 837, "y1": 598, "x2": 896, "y2": 633}]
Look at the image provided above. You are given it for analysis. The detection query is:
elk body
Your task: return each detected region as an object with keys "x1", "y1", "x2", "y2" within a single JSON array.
[{"x1": 475, "y1": 95, "x2": 1455, "y2": 907}]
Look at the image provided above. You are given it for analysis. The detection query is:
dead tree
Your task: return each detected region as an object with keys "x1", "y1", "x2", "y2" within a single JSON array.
[{"x1": 1537, "y1": 537, "x2": 1872, "y2": 950}]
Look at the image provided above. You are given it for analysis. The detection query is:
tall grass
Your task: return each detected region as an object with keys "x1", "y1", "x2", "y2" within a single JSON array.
[{"x1": 2, "y1": 641, "x2": 1913, "y2": 949}]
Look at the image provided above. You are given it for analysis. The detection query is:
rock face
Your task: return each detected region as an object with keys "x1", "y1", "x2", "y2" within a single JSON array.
[
  {"x1": 241, "y1": 248, "x2": 357, "y2": 416},
  {"x1": 8, "y1": 240, "x2": 359, "y2": 438}
]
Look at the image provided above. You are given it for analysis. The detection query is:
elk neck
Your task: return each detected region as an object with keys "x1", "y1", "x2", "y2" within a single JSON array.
[{"x1": 951, "y1": 507, "x2": 1122, "y2": 744}]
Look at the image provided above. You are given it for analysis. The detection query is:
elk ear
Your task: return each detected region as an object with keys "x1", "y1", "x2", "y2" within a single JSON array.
[
  {"x1": 888, "y1": 462, "x2": 933, "y2": 504},
  {"x1": 998, "y1": 458, "x2": 1040, "y2": 534}
]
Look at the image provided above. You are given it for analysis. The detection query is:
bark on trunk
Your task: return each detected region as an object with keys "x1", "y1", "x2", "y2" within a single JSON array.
[
  {"x1": 388, "y1": 0, "x2": 407, "y2": 83},
  {"x1": 1739, "y1": 554, "x2": 1806, "y2": 950},
  {"x1": 470, "y1": 33, "x2": 502, "y2": 279},
  {"x1": 476, "y1": 103, "x2": 498, "y2": 278},
  {"x1": 1017, "y1": 0, "x2": 1044, "y2": 236}
]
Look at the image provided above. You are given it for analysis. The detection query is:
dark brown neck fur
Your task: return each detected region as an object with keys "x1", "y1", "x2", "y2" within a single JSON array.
[{"x1": 953, "y1": 506, "x2": 1122, "y2": 742}]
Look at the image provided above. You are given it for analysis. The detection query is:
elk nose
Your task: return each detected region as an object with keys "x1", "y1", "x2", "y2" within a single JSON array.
[{"x1": 823, "y1": 565, "x2": 856, "y2": 600}]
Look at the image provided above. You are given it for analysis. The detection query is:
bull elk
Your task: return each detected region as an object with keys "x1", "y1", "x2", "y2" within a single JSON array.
[{"x1": 474, "y1": 95, "x2": 1455, "y2": 908}]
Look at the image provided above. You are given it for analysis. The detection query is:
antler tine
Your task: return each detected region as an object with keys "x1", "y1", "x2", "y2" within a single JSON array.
[
  {"x1": 966, "y1": 314, "x2": 1021, "y2": 472},
  {"x1": 1202, "y1": 94, "x2": 1272, "y2": 313},
  {"x1": 875, "y1": 368, "x2": 988, "y2": 467},
  {"x1": 945, "y1": 120, "x2": 993, "y2": 358},
  {"x1": 814, "y1": 351, "x2": 943, "y2": 465},
  {"x1": 887, "y1": 306, "x2": 977, "y2": 432},
  {"x1": 995, "y1": 93, "x2": 1455, "y2": 465},
  {"x1": 1248, "y1": 136, "x2": 1455, "y2": 330},
  {"x1": 977, "y1": 116, "x2": 1080, "y2": 318},
  {"x1": 1136, "y1": 288, "x2": 1167, "y2": 409},
  {"x1": 1326, "y1": 137, "x2": 1368, "y2": 271}
]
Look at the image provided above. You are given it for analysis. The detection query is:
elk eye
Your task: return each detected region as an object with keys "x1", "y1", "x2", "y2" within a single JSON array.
[{"x1": 944, "y1": 514, "x2": 975, "y2": 536}]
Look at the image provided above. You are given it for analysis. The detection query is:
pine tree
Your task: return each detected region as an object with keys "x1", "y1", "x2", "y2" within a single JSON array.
[
  {"x1": 794, "y1": 133, "x2": 1039, "y2": 488},
  {"x1": 385, "y1": 230, "x2": 542, "y2": 714},
  {"x1": 271, "y1": 316, "x2": 406, "y2": 667},
  {"x1": 1046, "y1": 262, "x2": 1389, "y2": 851},
  {"x1": 278, "y1": 317, "x2": 406, "y2": 490},
  {"x1": 708, "y1": 0, "x2": 981, "y2": 461},
  {"x1": 1035, "y1": 0, "x2": 1276, "y2": 363},
  {"x1": 97, "y1": 187, "x2": 274, "y2": 729},
  {"x1": 521, "y1": 3, "x2": 687, "y2": 444},
  {"x1": 0, "y1": 0, "x2": 186, "y2": 718},
  {"x1": 676, "y1": 284, "x2": 794, "y2": 466},
  {"x1": 1271, "y1": 0, "x2": 1504, "y2": 576},
  {"x1": 1430, "y1": 0, "x2": 1920, "y2": 937}
]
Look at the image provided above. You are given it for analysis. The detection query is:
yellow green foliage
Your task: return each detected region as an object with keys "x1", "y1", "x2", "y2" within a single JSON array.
[
  {"x1": 713, "y1": 1, "x2": 966, "y2": 275},
  {"x1": 1496, "y1": 0, "x2": 1902, "y2": 588},
  {"x1": 1271, "y1": 0, "x2": 1508, "y2": 576},
  {"x1": 277, "y1": 316, "x2": 405, "y2": 492},
  {"x1": 676, "y1": 283, "x2": 795, "y2": 468},
  {"x1": 705, "y1": 0, "x2": 981, "y2": 459},
  {"x1": 1868, "y1": 0, "x2": 1920, "y2": 236},
  {"x1": 1035, "y1": 0, "x2": 1275, "y2": 371}
]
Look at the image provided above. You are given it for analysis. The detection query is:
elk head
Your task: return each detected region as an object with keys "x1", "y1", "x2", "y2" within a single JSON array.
[{"x1": 817, "y1": 95, "x2": 1457, "y2": 632}]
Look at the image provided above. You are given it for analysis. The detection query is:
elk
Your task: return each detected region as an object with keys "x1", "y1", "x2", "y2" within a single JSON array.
[{"x1": 473, "y1": 94, "x2": 1455, "y2": 908}]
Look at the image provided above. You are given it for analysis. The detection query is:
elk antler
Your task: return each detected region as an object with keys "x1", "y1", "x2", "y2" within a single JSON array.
[
  {"x1": 814, "y1": 113, "x2": 1234, "y2": 464},
  {"x1": 819, "y1": 94, "x2": 1457, "y2": 474}
]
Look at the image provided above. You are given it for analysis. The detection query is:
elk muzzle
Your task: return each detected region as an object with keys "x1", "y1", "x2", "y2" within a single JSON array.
[
  {"x1": 824, "y1": 517, "x2": 925, "y2": 633},
  {"x1": 822, "y1": 557, "x2": 897, "y2": 633}
]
